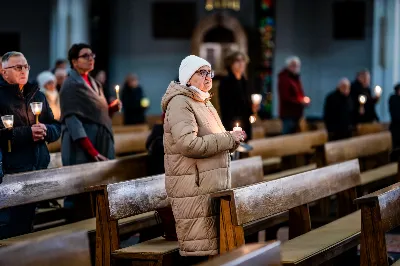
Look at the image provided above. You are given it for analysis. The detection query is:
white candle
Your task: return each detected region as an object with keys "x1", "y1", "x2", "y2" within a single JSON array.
[
  {"x1": 249, "y1": 115, "x2": 256, "y2": 124},
  {"x1": 374, "y1": 85, "x2": 382, "y2": 97},
  {"x1": 251, "y1": 94, "x2": 262, "y2": 105},
  {"x1": 359, "y1": 95, "x2": 366, "y2": 105},
  {"x1": 141, "y1": 98, "x2": 150, "y2": 108},
  {"x1": 115, "y1": 85, "x2": 120, "y2": 100},
  {"x1": 30, "y1": 102, "x2": 43, "y2": 115},
  {"x1": 303, "y1": 96, "x2": 311, "y2": 104},
  {"x1": 233, "y1": 123, "x2": 242, "y2": 132},
  {"x1": 1, "y1": 115, "x2": 13, "y2": 129}
]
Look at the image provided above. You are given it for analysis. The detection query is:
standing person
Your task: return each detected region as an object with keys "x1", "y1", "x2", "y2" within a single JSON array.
[
  {"x1": 51, "y1": 59, "x2": 67, "y2": 74},
  {"x1": 278, "y1": 56, "x2": 310, "y2": 134},
  {"x1": 350, "y1": 69, "x2": 379, "y2": 124},
  {"x1": 145, "y1": 113, "x2": 165, "y2": 175},
  {"x1": 60, "y1": 43, "x2": 120, "y2": 221},
  {"x1": 0, "y1": 51, "x2": 61, "y2": 238},
  {"x1": 37, "y1": 71, "x2": 61, "y2": 120},
  {"x1": 54, "y1": 68, "x2": 67, "y2": 92},
  {"x1": 121, "y1": 74, "x2": 148, "y2": 125},
  {"x1": 389, "y1": 84, "x2": 400, "y2": 153},
  {"x1": 162, "y1": 55, "x2": 244, "y2": 264},
  {"x1": 323, "y1": 78, "x2": 353, "y2": 141},
  {"x1": 219, "y1": 51, "x2": 254, "y2": 140}
]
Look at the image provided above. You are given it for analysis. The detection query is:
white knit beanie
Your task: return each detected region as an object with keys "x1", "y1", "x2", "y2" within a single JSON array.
[
  {"x1": 37, "y1": 71, "x2": 56, "y2": 90},
  {"x1": 179, "y1": 55, "x2": 211, "y2": 86}
]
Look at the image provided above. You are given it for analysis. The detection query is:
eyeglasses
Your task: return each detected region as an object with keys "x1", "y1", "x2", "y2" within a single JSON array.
[
  {"x1": 196, "y1": 70, "x2": 214, "y2": 79},
  {"x1": 78, "y1": 53, "x2": 96, "y2": 60},
  {"x1": 3, "y1": 64, "x2": 30, "y2": 72}
]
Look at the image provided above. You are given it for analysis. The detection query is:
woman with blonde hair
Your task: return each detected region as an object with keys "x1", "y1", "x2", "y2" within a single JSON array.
[{"x1": 161, "y1": 55, "x2": 245, "y2": 264}]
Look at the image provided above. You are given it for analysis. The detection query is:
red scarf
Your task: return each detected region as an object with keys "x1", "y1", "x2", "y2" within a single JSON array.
[{"x1": 81, "y1": 73, "x2": 92, "y2": 88}]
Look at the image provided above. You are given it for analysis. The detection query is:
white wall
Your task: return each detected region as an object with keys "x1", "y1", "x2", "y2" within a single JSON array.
[
  {"x1": 0, "y1": 0, "x2": 51, "y2": 79},
  {"x1": 109, "y1": 0, "x2": 255, "y2": 115},
  {"x1": 273, "y1": 0, "x2": 373, "y2": 118}
]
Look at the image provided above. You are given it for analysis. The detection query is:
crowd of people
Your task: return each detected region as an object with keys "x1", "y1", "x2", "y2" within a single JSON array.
[{"x1": 1, "y1": 43, "x2": 400, "y2": 263}]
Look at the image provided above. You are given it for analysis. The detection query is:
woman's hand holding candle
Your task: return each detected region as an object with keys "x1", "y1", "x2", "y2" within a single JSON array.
[{"x1": 231, "y1": 123, "x2": 245, "y2": 143}]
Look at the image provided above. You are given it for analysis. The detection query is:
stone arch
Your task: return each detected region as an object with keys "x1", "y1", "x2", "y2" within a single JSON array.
[{"x1": 191, "y1": 13, "x2": 247, "y2": 55}]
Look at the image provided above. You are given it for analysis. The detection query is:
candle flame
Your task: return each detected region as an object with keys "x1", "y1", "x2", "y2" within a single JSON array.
[
  {"x1": 236, "y1": 123, "x2": 239, "y2": 127},
  {"x1": 115, "y1": 85, "x2": 120, "y2": 92}
]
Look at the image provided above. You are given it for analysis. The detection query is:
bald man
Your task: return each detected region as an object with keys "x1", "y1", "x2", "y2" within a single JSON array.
[{"x1": 324, "y1": 78, "x2": 354, "y2": 141}]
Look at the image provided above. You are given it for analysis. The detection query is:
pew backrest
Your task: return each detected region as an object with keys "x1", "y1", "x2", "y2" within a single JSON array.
[
  {"x1": 321, "y1": 132, "x2": 392, "y2": 165},
  {"x1": 199, "y1": 242, "x2": 281, "y2": 266},
  {"x1": 212, "y1": 159, "x2": 360, "y2": 226},
  {"x1": 248, "y1": 130, "x2": 328, "y2": 158},
  {"x1": 0, "y1": 154, "x2": 148, "y2": 209},
  {"x1": 113, "y1": 124, "x2": 149, "y2": 134},
  {"x1": 356, "y1": 123, "x2": 386, "y2": 136},
  {"x1": 0, "y1": 231, "x2": 91, "y2": 266},
  {"x1": 90, "y1": 156, "x2": 264, "y2": 221}
]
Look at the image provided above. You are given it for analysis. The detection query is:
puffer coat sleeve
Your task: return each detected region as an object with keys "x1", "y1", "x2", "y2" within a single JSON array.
[{"x1": 167, "y1": 96, "x2": 237, "y2": 159}]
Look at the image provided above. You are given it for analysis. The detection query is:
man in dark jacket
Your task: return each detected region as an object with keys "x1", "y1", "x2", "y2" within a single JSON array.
[
  {"x1": 278, "y1": 56, "x2": 310, "y2": 134},
  {"x1": 350, "y1": 70, "x2": 379, "y2": 124},
  {"x1": 389, "y1": 84, "x2": 400, "y2": 154},
  {"x1": 324, "y1": 78, "x2": 353, "y2": 141},
  {"x1": 0, "y1": 51, "x2": 61, "y2": 239}
]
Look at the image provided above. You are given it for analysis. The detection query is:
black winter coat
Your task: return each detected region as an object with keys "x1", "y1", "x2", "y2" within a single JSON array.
[
  {"x1": 121, "y1": 85, "x2": 146, "y2": 125},
  {"x1": 219, "y1": 71, "x2": 253, "y2": 139},
  {"x1": 0, "y1": 79, "x2": 61, "y2": 174},
  {"x1": 350, "y1": 80, "x2": 379, "y2": 124},
  {"x1": 323, "y1": 89, "x2": 353, "y2": 140},
  {"x1": 389, "y1": 94, "x2": 400, "y2": 150}
]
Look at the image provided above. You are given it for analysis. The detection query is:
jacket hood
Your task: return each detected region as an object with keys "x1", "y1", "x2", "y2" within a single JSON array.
[{"x1": 161, "y1": 81, "x2": 206, "y2": 112}]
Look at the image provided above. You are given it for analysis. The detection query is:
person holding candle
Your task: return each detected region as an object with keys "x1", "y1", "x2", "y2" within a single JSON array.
[
  {"x1": 350, "y1": 69, "x2": 379, "y2": 124},
  {"x1": 219, "y1": 51, "x2": 254, "y2": 140},
  {"x1": 121, "y1": 73, "x2": 148, "y2": 125},
  {"x1": 389, "y1": 84, "x2": 400, "y2": 155},
  {"x1": 278, "y1": 56, "x2": 310, "y2": 135},
  {"x1": 162, "y1": 55, "x2": 244, "y2": 263},
  {"x1": 0, "y1": 51, "x2": 61, "y2": 238},
  {"x1": 323, "y1": 78, "x2": 353, "y2": 141}
]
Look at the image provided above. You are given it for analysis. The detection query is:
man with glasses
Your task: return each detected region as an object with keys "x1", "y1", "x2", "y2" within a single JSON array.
[{"x1": 0, "y1": 51, "x2": 61, "y2": 239}]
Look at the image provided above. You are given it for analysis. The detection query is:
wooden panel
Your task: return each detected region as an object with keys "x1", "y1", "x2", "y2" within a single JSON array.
[
  {"x1": 355, "y1": 182, "x2": 400, "y2": 233},
  {"x1": 212, "y1": 159, "x2": 360, "y2": 226},
  {"x1": 0, "y1": 154, "x2": 148, "y2": 209},
  {"x1": 356, "y1": 123, "x2": 386, "y2": 136},
  {"x1": 0, "y1": 231, "x2": 91, "y2": 266},
  {"x1": 230, "y1": 156, "x2": 264, "y2": 188},
  {"x1": 360, "y1": 162, "x2": 397, "y2": 185},
  {"x1": 248, "y1": 130, "x2": 327, "y2": 158},
  {"x1": 106, "y1": 157, "x2": 265, "y2": 220},
  {"x1": 324, "y1": 132, "x2": 392, "y2": 165},
  {"x1": 257, "y1": 119, "x2": 283, "y2": 136},
  {"x1": 199, "y1": 242, "x2": 282, "y2": 266}
]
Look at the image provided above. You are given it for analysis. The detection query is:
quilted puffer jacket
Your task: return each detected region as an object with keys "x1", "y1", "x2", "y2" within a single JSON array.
[{"x1": 161, "y1": 82, "x2": 238, "y2": 256}]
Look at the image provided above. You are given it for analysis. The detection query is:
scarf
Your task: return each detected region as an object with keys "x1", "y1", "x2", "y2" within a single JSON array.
[{"x1": 189, "y1": 86, "x2": 210, "y2": 101}]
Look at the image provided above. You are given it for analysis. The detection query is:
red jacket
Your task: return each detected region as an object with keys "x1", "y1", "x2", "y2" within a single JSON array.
[{"x1": 278, "y1": 69, "x2": 305, "y2": 119}]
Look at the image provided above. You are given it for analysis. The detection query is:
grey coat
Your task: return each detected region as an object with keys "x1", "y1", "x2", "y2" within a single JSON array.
[{"x1": 60, "y1": 70, "x2": 115, "y2": 166}]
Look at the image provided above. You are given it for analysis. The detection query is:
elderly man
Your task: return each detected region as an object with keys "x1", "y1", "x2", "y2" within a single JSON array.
[
  {"x1": 350, "y1": 69, "x2": 379, "y2": 124},
  {"x1": 324, "y1": 78, "x2": 353, "y2": 141},
  {"x1": 0, "y1": 51, "x2": 61, "y2": 238},
  {"x1": 278, "y1": 56, "x2": 310, "y2": 134}
]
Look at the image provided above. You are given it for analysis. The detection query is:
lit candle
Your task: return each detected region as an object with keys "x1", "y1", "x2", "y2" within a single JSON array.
[
  {"x1": 115, "y1": 85, "x2": 120, "y2": 101},
  {"x1": 374, "y1": 85, "x2": 382, "y2": 97},
  {"x1": 1, "y1": 115, "x2": 13, "y2": 152},
  {"x1": 359, "y1": 95, "x2": 366, "y2": 105},
  {"x1": 30, "y1": 102, "x2": 43, "y2": 124},
  {"x1": 303, "y1": 96, "x2": 311, "y2": 104},
  {"x1": 251, "y1": 94, "x2": 262, "y2": 105},
  {"x1": 233, "y1": 123, "x2": 242, "y2": 132},
  {"x1": 141, "y1": 98, "x2": 150, "y2": 108},
  {"x1": 249, "y1": 115, "x2": 256, "y2": 124}
]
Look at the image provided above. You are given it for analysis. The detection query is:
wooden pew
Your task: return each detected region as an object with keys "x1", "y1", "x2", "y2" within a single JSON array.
[
  {"x1": 356, "y1": 122, "x2": 386, "y2": 136},
  {"x1": 0, "y1": 231, "x2": 91, "y2": 266},
  {"x1": 88, "y1": 156, "x2": 264, "y2": 266},
  {"x1": 249, "y1": 130, "x2": 327, "y2": 175},
  {"x1": 48, "y1": 131, "x2": 150, "y2": 155},
  {"x1": 0, "y1": 154, "x2": 150, "y2": 248},
  {"x1": 198, "y1": 242, "x2": 282, "y2": 266},
  {"x1": 112, "y1": 124, "x2": 149, "y2": 133},
  {"x1": 355, "y1": 183, "x2": 400, "y2": 266},
  {"x1": 317, "y1": 132, "x2": 395, "y2": 190},
  {"x1": 212, "y1": 159, "x2": 361, "y2": 265}
]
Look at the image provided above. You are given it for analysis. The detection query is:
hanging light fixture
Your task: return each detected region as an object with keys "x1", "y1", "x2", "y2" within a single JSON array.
[{"x1": 205, "y1": 0, "x2": 241, "y2": 11}]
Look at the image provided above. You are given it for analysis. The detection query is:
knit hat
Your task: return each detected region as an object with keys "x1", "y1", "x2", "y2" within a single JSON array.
[
  {"x1": 179, "y1": 55, "x2": 211, "y2": 86},
  {"x1": 37, "y1": 71, "x2": 56, "y2": 90}
]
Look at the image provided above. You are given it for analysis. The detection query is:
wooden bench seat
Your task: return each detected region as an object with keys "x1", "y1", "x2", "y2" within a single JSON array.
[
  {"x1": 264, "y1": 163, "x2": 317, "y2": 182},
  {"x1": 199, "y1": 242, "x2": 282, "y2": 266},
  {"x1": 360, "y1": 162, "x2": 398, "y2": 186},
  {"x1": 281, "y1": 210, "x2": 360, "y2": 265},
  {"x1": 212, "y1": 159, "x2": 361, "y2": 265}
]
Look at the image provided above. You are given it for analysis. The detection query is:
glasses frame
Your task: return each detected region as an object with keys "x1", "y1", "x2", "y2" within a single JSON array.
[
  {"x1": 196, "y1": 70, "x2": 215, "y2": 79},
  {"x1": 78, "y1": 53, "x2": 96, "y2": 60},
  {"x1": 3, "y1": 64, "x2": 30, "y2": 72}
]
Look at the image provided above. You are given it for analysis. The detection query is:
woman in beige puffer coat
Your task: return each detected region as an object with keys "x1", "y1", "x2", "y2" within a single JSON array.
[{"x1": 161, "y1": 55, "x2": 245, "y2": 258}]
